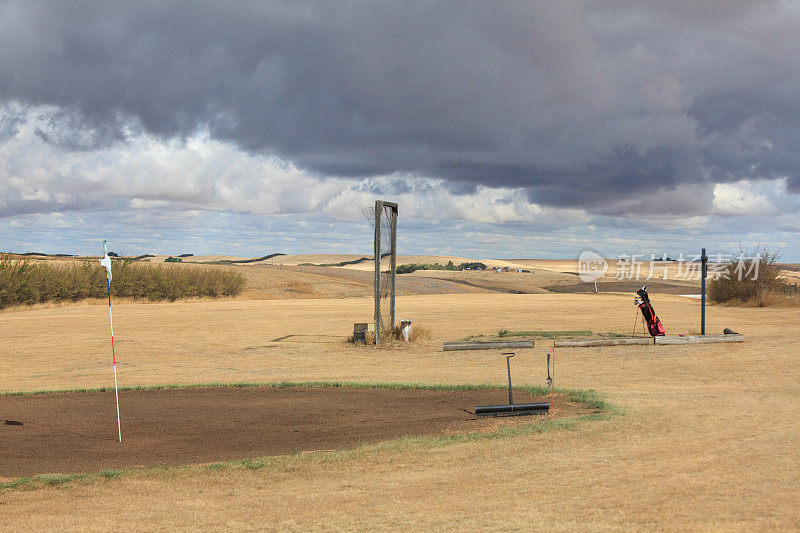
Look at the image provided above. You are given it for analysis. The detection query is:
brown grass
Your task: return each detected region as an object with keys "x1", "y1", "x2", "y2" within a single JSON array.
[
  {"x1": 1, "y1": 292, "x2": 799, "y2": 529},
  {"x1": 720, "y1": 291, "x2": 800, "y2": 308}
]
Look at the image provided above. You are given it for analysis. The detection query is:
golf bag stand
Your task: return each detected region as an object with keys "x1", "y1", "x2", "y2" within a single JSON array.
[{"x1": 636, "y1": 286, "x2": 666, "y2": 337}]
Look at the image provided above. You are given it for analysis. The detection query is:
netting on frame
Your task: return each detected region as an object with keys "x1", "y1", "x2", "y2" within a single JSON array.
[
  {"x1": 371, "y1": 201, "x2": 397, "y2": 343},
  {"x1": 379, "y1": 203, "x2": 394, "y2": 329}
]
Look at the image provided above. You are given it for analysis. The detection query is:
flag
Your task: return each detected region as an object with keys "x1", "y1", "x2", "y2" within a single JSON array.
[{"x1": 100, "y1": 253, "x2": 112, "y2": 281}]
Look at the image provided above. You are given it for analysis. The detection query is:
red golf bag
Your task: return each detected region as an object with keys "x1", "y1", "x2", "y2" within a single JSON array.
[{"x1": 637, "y1": 286, "x2": 665, "y2": 336}]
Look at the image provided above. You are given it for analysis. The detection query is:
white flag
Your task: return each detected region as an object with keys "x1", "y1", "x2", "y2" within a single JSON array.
[{"x1": 100, "y1": 254, "x2": 112, "y2": 281}]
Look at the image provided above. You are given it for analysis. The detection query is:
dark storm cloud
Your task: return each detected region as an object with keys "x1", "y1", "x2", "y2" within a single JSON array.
[
  {"x1": 0, "y1": 0, "x2": 798, "y2": 211},
  {"x1": 33, "y1": 108, "x2": 131, "y2": 150},
  {"x1": 0, "y1": 105, "x2": 25, "y2": 142}
]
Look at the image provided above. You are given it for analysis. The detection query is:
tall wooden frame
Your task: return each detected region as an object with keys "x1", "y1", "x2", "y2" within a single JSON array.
[{"x1": 373, "y1": 200, "x2": 398, "y2": 344}]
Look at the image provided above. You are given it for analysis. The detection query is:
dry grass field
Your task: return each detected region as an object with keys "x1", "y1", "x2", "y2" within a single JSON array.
[
  {"x1": 1, "y1": 265, "x2": 798, "y2": 530},
  {"x1": 236, "y1": 264, "x2": 490, "y2": 300}
]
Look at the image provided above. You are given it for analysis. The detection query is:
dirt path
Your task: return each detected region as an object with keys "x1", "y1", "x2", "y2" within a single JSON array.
[{"x1": 0, "y1": 386, "x2": 584, "y2": 478}]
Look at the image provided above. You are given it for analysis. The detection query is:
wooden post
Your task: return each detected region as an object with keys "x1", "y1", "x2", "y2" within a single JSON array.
[
  {"x1": 353, "y1": 323, "x2": 368, "y2": 344},
  {"x1": 554, "y1": 338, "x2": 650, "y2": 348},
  {"x1": 389, "y1": 206, "x2": 398, "y2": 331},
  {"x1": 374, "y1": 201, "x2": 382, "y2": 344},
  {"x1": 443, "y1": 340, "x2": 535, "y2": 351},
  {"x1": 655, "y1": 334, "x2": 743, "y2": 345}
]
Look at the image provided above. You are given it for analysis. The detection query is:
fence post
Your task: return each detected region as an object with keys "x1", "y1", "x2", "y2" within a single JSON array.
[{"x1": 701, "y1": 248, "x2": 707, "y2": 336}]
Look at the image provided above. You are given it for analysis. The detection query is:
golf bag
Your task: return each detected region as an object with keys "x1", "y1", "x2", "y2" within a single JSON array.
[{"x1": 636, "y1": 286, "x2": 665, "y2": 336}]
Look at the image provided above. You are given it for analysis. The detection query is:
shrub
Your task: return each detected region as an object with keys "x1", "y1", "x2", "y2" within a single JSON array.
[
  {"x1": 349, "y1": 324, "x2": 432, "y2": 345},
  {"x1": 708, "y1": 248, "x2": 784, "y2": 306},
  {"x1": 388, "y1": 324, "x2": 432, "y2": 342},
  {"x1": 0, "y1": 256, "x2": 246, "y2": 309},
  {"x1": 164, "y1": 256, "x2": 183, "y2": 263}
]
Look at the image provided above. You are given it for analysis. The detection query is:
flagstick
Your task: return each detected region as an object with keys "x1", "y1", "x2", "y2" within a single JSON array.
[{"x1": 103, "y1": 241, "x2": 122, "y2": 443}]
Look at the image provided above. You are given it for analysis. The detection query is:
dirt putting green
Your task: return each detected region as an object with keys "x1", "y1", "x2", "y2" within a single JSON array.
[{"x1": 1, "y1": 385, "x2": 589, "y2": 478}]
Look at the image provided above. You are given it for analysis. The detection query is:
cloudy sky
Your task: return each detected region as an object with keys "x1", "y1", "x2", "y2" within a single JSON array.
[{"x1": 1, "y1": 1, "x2": 799, "y2": 260}]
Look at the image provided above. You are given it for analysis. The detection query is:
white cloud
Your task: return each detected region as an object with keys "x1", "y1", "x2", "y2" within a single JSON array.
[
  {"x1": 712, "y1": 180, "x2": 776, "y2": 216},
  {"x1": 0, "y1": 106, "x2": 592, "y2": 228}
]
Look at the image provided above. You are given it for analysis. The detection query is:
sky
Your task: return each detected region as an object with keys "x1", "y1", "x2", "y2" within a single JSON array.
[{"x1": 1, "y1": 1, "x2": 799, "y2": 260}]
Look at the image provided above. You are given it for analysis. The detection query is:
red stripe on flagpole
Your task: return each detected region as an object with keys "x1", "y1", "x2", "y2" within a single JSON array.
[{"x1": 111, "y1": 335, "x2": 116, "y2": 364}]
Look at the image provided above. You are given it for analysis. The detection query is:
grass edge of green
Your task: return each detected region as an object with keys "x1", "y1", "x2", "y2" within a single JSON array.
[
  {"x1": 1, "y1": 381, "x2": 620, "y2": 491},
  {"x1": 3, "y1": 380, "x2": 565, "y2": 397}
]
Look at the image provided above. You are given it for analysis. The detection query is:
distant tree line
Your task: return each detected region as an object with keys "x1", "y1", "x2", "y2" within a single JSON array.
[
  {"x1": 395, "y1": 261, "x2": 487, "y2": 274},
  {"x1": 212, "y1": 253, "x2": 285, "y2": 264}
]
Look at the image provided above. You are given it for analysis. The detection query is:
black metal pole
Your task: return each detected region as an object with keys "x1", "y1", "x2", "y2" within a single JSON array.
[
  {"x1": 701, "y1": 248, "x2": 707, "y2": 336},
  {"x1": 504, "y1": 352, "x2": 515, "y2": 405}
]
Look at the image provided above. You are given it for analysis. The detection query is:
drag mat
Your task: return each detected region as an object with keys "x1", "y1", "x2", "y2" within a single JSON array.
[{"x1": 1, "y1": 385, "x2": 588, "y2": 478}]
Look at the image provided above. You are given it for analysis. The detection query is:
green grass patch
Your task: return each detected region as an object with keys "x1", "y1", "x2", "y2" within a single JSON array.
[
  {"x1": 498, "y1": 329, "x2": 592, "y2": 338},
  {"x1": 34, "y1": 473, "x2": 88, "y2": 486},
  {"x1": 0, "y1": 380, "x2": 618, "y2": 491},
  {"x1": 0, "y1": 476, "x2": 32, "y2": 489}
]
